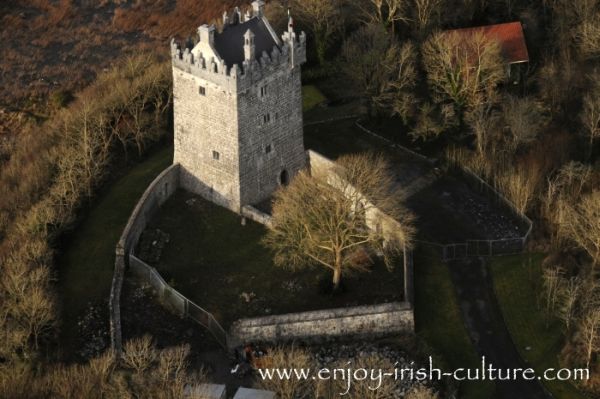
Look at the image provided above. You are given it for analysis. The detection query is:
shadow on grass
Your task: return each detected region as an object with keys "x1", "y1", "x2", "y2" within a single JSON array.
[
  {"x1": 57, "y1": 146, "x2": 173, "y2": 360},
  {"x1": 491, "y1": 254, "x2": 587, "y2": 399},
  {"x1": 414, "y1": 247, "x2": 495, "y2": 399},
  {"x1": 142, "y1": 189, "x2": 405, "y2": 328}
]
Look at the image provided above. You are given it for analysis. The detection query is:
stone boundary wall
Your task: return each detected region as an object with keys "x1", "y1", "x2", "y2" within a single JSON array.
[
  {"x1": 354, "y1": 119, "x2": 436, "y2": 165},
  {"x1": 109, "y1": 163, "x2": 180, "y2": 354},
  {"x1": 241, "y1": 205, "x2": 273, "y2": 227},
  {"x1": 308, "y1": 150, "x2": 414, "y2": 304},
  {"x1": 229, "y1": 302, "x2": 414, "y2": 348},
  {"x1": 353, "y1": 119, "x2": 534, "y2": 260},
  {"x1": 419, "y1": 166, "x2": 535, "y2": 261},
  {"x1": 129, "y1": 255, "x2": 228, "y2": 348}
]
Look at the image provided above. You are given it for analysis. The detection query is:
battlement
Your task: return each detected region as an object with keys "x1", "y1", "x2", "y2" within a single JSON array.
[{"x1": 171, "y1": 0, "x2": 306, "y2": 92}]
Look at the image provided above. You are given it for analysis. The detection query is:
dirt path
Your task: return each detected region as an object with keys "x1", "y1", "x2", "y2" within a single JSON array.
[{"x1": 447, "y1": 257, "x2": 552, "y2": 399}]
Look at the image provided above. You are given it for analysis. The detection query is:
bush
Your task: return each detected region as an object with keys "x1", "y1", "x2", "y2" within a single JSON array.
[
  {"x1": 50, "y1": 89, "x2": 73, "y2": 108},
  {"x1": 0, "y1": 52, "x2": 172, "y2": 363}
]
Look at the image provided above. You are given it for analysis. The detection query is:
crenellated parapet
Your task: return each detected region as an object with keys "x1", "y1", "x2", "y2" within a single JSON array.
[{"x1": 170, "y1": 0, "x2": 306, "y2": 93}]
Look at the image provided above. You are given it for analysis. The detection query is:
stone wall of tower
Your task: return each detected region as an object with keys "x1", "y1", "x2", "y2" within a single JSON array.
[
  {"x1": 172, "y1": 69, "x2": 241, "y2": 210},
  {"x1": 171, "y1": 12, "x2": 307, "y2": 212},
  {"x1": 237, "y1": 64, "x2": 305, "y2": 206}
]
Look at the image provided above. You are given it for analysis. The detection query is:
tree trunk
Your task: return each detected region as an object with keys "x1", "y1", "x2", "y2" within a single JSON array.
[
  {"x1": 332, "y1": 266, "x2": 342, "y2": 292},
  {"x1": 332, "y1": 250, "x2": 342, "y2": 292}
]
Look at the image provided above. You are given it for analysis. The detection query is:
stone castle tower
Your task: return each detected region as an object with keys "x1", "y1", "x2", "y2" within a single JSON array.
[{"x1": 171, "y1": 0, "x2": 307, "y2": 212}]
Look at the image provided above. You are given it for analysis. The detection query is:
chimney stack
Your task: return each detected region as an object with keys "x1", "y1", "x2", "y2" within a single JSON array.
[
  {"x1": 198, "y1": 24, "x2": 215, "y2": 46},
  {"x1": 244, "y1": 29, "x2": 256, "y2": 61}
]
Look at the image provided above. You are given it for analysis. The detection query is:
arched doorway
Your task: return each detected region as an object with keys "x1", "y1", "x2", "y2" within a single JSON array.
[{"x1": 279, "y1": 169, "x2": 289, "y2": 186}]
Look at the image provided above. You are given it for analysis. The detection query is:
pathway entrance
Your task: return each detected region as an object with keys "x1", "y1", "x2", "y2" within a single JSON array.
[{"x1": 448, "y1": 257, "x2": 552, "y2": 399}]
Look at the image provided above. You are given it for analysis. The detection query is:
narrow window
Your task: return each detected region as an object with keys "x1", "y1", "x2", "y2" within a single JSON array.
[
  {"x1": 265, "y1": 144, "x2": 272, "y2": 154},
  {"x1": 260, "y1": 85, "x2": 268, "y2": 97},
  {"x1": 212, "y1": 150, "x2": 220, "y2": 160},
  {"x1": 280, "y1": 169, "x2": 289, "y2": 186},
  {"x1": 199, "y1": 86, "x2": 206, "y2": 96},
  {"x1": 263, "y1": 114, "x2": 271, "y2": 124}
]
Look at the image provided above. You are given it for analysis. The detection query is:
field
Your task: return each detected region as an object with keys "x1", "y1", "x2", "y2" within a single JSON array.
[
  {"x1": 491, "y1": 254, "x2": 586, "y2": 399},
  {"x1": 140, "y1": 189, "x2": 405, "y2": 327},
  {"x1": 413, "y1": 248, "x2": 495, "y2": 399},
  {"x1": 0, "y1": 0, "x2": 247, "y2": 138},
  {"x1": 56, "y1": 146, "x2": 172, "y2": 359}
]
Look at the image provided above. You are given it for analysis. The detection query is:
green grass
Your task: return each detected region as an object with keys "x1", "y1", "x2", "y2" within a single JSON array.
[
  {"x1": 302, "y1": 85, "x2": 327, "y2": 111},
  {"x1": 57, "y1": 146, "x2": 173, "y2": 358},
  {"x1": 490, "y1": 254, "x2": 587, "y2": 399},
  {"x1": 414, "y1": 248, "x2": 495, "y2": 399},
  {"x1": 144, "y1": 190, "x2": 405, "y2": 327}
]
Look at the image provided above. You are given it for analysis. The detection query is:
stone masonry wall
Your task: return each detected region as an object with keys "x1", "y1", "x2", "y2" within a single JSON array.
[
  {"x1": 238, "y1": 65, "x2": 306, "y2": 206},
  {"x1": 229, "y1": 302, "x2": 414, "y2": 348},
  {"x1": 171, "y1": 10, "x2": 307, "y2": 212},
  {"x1": 173, "y1": 69, "x2": 241, "y2": 211},
  {"x1": 109, "y1": 164, "x2": 180, "y2": 354}
]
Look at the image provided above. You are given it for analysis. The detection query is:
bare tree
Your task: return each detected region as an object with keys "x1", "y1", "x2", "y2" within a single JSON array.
[
  {"x1": 291, "y1": 0, "x2": 342, "y2": 65},
  {"x1": 465, "y1": 103, "x2": 500, "y2": 156},
  {"x1": 542, "y1": 266, "x2": 562, "y2": 320},
  {"x1": 407, "y1": 385, "x2": 440, "y2": 399},
  {"x1": 579, "y1": 301, "x2": 600, "y2": 370},
  {"x1": 410, "y1": 102, "x2": 445, "y2": 141},
  {"x1": 557, "y1": 277, "x2": 582, "y2": 331},
  {"x1": 422, "y1": 31, "x2": 504, "y2": 113},
  {"x1": 576, "y1": 14, "x2": 600, "y2": 60},
  {"x1": 543, "y1": 162, "x2": 593, "y2": 243},
  {"x1": 580, "y1": 89, "x2": 600, "y2": 160},
  {"x1": 256, "y1": 345, "x2": 314, "y2": 399},
  {"x1": 501, "y1": 95, "x2": 547, "y2": 152},
  {"x1": 335, "y1": 354, "x2": 398, "y2": 398},
  {"x1": 412, "y1": 0, "x2": 442, "y2": 33},
  {"x1": 353, "y1": 0, "x2": 408, "y2": 33},
  {"x1": 339, "y1": 24, "x2": 416, "y2": 117},
  {"x1": 496, "y1": 164, "x2": 543, "y2": 215},
  {"x1": 264, "y1": 153, "x2": 415, "y2": 291},
  {"x1": 123, "y1": 335, "x2": 157, "y2": 375},
  {"x1": 560, "y1": 190, "x2": 600, "y2": 269}
]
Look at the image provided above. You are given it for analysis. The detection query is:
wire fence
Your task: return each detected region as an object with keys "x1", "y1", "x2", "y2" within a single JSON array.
[
  {"x1": 416, "y1": 167, "x2": 534, "y2": 262},
  {"x1": 129, "y1": 255, "x2": 228, "y2": 348}
]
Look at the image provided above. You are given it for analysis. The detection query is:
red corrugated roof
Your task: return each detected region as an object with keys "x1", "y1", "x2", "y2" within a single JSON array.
[{"x1": 444, "y1": 22, "x2": 529, "y2": 64}]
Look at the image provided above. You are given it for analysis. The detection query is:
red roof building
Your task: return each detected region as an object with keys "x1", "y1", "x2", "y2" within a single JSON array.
[{"x1": 443, "y1": 22, "x2": 529, "y2": 64}]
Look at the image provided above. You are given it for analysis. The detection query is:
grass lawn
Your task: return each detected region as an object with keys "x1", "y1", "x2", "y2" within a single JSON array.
[
  {"x1": 414, "y1": 248, "x2": 495, "y2": 399},
  {"x1": 142, "y1": 189, "x2": 405, "y2": 327},
  {"x1": 490, "y1": 254, "x2": 587, "y2": 399},
  {"x1": 302, "y1": 85, "x2": 327, "y2": 111},
  {"x1": 57, "y1": 145, "x2": 173, "y2": 358}
]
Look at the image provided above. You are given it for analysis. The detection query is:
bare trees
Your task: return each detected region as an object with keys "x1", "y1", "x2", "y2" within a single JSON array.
[
  {"x1": 0, "y1": 339, "x2": 204, "y2": 398},
  {"x1": 353, "y1": 0, "x2": 408, "y2": 33},
  {"x1": 422, "y1": 31, "x2": 504, "y2": 112},
  {"x1": 256, "y1": 345, "x2": 314, "y2": 399},
  {"x1": 560, "y1": 190, "x2": 600, "y2": 269},
  {"x1": 557, "y1": 277, "x2": 582, "y2": 331},
  {"x1": 0, "y1": 52, "x2": 172, "y2": 367},
  {"x1": 339, "y1": 24, "x2": 416, "y2": 118},
  {"x1": 580, "y1": 87, "x2": 600, "y2": 160},
  {"x1": 412, "y1": 0, "x2": 442, "y2": 34},
  {"x1": 256, "y1": 346, "x2": 438, "y2": 398},
  {"x1": 264, "y1": 153, "x2": 415, "y2": 291},
  {"x1": 543, "y1": 162, "x2": 593, "y2": 244},
  {"x1": 123, "y1": 335, "x2": 158, "y2": 375},
  {"x1": 291, "y1": 0, "x2": 343, "y2": 66},
  {"x1": 543, "y1": 266, "x2": 562, "y2": 319},
  {"x1": 579, "y1": 288, "x2": 600, "y2": 370},
  {"x1": 501, "y1": 95, "x2": 548, "y2": 152}
]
